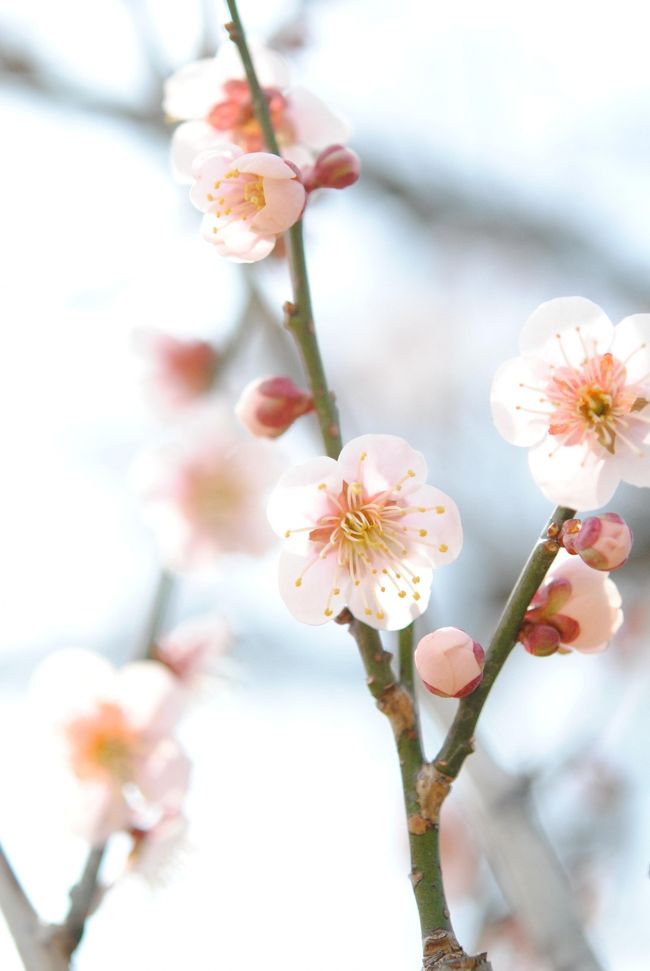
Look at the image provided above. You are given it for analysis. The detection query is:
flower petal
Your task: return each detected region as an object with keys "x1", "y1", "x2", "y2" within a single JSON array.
[
  {"x1": 490, "y1": 356, "x2": 552, "y2": 446},
  {"x1": 252, "y1": 178, "x2": 305, "y2": 234},
  {"x1": 346, "y1": 565, "x2": 432, "y2": 631},
  {"x1": 134, "y1": 738, "x2": 191, "y2": 811},
  {"x1": 267, "y1": 456, "x2": 341, "y2": 553},
  {"x1": 200, "y1": 214, "x2": 276, "y2": 262},
  {"x1": 190, "y1": 145, "x2": 243, "y2": 211},
  {"x1": 171, "y1": 121, "x2": 230, "y2": 184},
  {"x1": 528, "y1": 440, "x2": 620, "y2": 510},
  {"x1": 338, "y1": 434, "x2": 428, "y2": 495},
  {"x1": 164, "y1": 58, "x2": 225, "y2": 120},
  {"x1": 237, "y1": 152, "x2": 298, "y2": 179},
  {"x1": 519, "y1": 297, "x2": 614, "y2": 367},
  {"x1": 399, "y1": 484, "x2": 463, "y2": 568},
  {"x1": 278, "y1": 550, "x2": 347, "y2": 625},
  {"x1": 287, "y1": 87, "x2": 351, "y2": 151},
  {"x1": 115, "y1": 661, "x2": 183, "y2": 736},
  {"x1": 611, "y1": 313, "x2": 650, "y2": 383}
]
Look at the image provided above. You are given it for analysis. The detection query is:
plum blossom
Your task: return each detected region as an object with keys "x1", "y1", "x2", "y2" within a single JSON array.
[
  {"x1": 560, "y1": 513, "x2": 633, "y2": 572},
  {"x1": 164, "y1": 41, "x2": 349, "y2": 183},
  {"x1": 136, "y1": 330, "x2": 218, "y2": 412},
  {"x1": 134, "y1": 406, "x2": 282, "y2": 570},
  {"x1": 30, "y1": 650, "x2": 189, "y2": 845},
  {"x1": 519, "y1": 554, "x2": 623, "y2": 656},
  {"x1": 414, "y1": 627, "x2": 485, "y2": 698},
  {"x1": 191, "y1": 145, "x2": 305, "y2": 262},
  {"x1": 491, "y1": 297, "x2": 650, "y2": 509},
  {"x1": 235, "y1": 375, "x2": 314, "y2": 438},
  {"x1": 267, "y1": 434, "x2": 463, "y2": 631},
  {"x1": 155, "y1": 613, "x2": 231, "y2": 688}
]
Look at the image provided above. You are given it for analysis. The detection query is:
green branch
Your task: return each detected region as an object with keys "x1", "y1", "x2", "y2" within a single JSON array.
[{"x1": 434, "y1": 505, "x2": 575, "y2": 779}]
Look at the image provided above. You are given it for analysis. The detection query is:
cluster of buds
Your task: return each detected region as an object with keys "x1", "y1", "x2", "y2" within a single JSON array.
[
  {"x1": 235, "y1": 375, "x2": 314, "y2": 438},
  {"x1": 556, "y1": 513, "x2": 633, "y2": 572},
  {"x1": 415, "y1": 627, "x2": 485, "y2": 699}
]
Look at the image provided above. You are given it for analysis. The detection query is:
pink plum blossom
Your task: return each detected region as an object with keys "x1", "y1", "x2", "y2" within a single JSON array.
[
  {"x1": 235, "y1": 375, "x2": 314, "y2": 438},
  {"x1": 414, "y1": 627, "x2": 485, "y2": 698},
  {"x1": 134, "y1": 406, "x2": 282, "y2": 570},
  {"x1": 30, "y1": 650, "x2": 190, "y2": 845},
  {"x1": 267, "y1": 434, "x2": 463, "y2": 631},
  {"x1": 519, "y1": 554, "x2": 623, "y2": 656},
  {"x1": 303, "y1": 145, "x2": 361, "y2": 192},
  {"x1": 164, "y1": 41, "x2": 349, "y2": 183},
  {"x1": 560, "y1": 513, "x2": 633, "y2": 572},
  {"x1": 491, "y1": 297, "x2": 650, "y2": 509},
  {"x1": 128, "y1": 811, "x2": 190, "y2": 886},
  {"x1": 136, "y1": 330, "x2": 218, "y2": 411},
  {"x1": 190, "y1": 145, "x2": 305, "y2": 262},
  {"x1": 155, "y1": 613, "x2": 231, "y2": 686}
]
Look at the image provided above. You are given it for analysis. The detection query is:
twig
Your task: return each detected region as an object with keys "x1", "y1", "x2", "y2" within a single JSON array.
[
  {"x1": 434, "y1": 506, "x2": 575, "y2": 780},
  {"x1": 0, "y1": 844, "x2": 67, "y2": 971}
]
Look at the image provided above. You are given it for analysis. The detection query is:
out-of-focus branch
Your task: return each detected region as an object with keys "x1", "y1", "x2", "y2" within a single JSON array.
[{"x1": 0, "y1": 844, "x2": 67, "y2": 971}]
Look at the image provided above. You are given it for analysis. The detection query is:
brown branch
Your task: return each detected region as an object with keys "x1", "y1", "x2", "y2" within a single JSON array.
[{"x1": 0, "y1": 844, "x2": 68, "y2": 971}]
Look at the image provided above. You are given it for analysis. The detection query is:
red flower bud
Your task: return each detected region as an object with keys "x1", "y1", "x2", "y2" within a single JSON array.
[
  {"x1": 561, "y1": 513, "x2": 633, "y2": 571},
  {"x1": 305, "y1": 145, "x2": 361, "y2": 191},
  {"x1": 235, "y1": 376, "x2": 314, "y2": 439}
]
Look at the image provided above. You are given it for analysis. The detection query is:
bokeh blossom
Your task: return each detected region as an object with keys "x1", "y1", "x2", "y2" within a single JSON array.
[
  {"x1": 415, "y1": 627, "x2": 485, "y2": 698},
  {"x1": 30, "y1": 650, "x2": 189, "y2": 845},
  {"x1": 491, "y1": 297, "x2": 650, "y2": 509},
  {"x1": 191, "y1": 145, "x2": 305, "y2": 262},
  {"x1": 134, "y1": 407, "x2": 282, "y2": 570},
  {"x1": 164, "y1": 41, "x2": 349, "y2": 183},
  {"x1": 267, "y1": 434, "x2": 462, "y2": 631},
  {"x1": 519, "y1": 554, "x2": 623, "y2": 656},
  {"x1": 155, "y1": 613, "x2": 231, "y2": 688},
  {"x1": 136, "y1": 330, "x2": 218, "y2": 412},
  {"x1": 235, "y1": 375, "x2": 314, "y2": 438}
]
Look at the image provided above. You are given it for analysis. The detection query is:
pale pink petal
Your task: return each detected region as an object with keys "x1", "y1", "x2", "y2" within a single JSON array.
[
  {"x1": 566, "y1": 580, "x2": 623, "y2": 652},
  {"x1": 287, "y1": 87, "x2": 351, "y2": 150},
  {"x1": 528, "y1": 441, "x2": 620, "y2": 510},
  {"x1": 611, "y1": 433, "x2": 650, "y2": 487},
  {"x1": 163, "y1": 59, "x2": 225, "y2": 120},
  {"x1": 134, "y1": 738, "x2": 191, "y2": 812},
  {"x1": 237, "y1": 152, "x2": 298, "y2": 179},
  {"x1": 211, "y1": 40, "x2": 291, "y2": 90},
  {"x1": 278, "y1": 550, "x2": 347, "y2": 625},
  {"x1": 200, "y1": 214, "x2": 276, "y2": 262},
  {"x1": 346, "y1": 565, "x2": 433, "y2": 631},
  {"x1": 490, "y1": 356, "x2": 552, "y2": 446},
  {"x1": 190, "y1": 146, "x2": 243, "y2": 211},
  {"x1": 519, "y1": 297, "x2": 614, "y2": 367},
  {"x1": 115, "y1": 661, "x2": 183, "y2": 737},
  {"x1": 398, "y1": 484, "x2": 463, "y2": 568},
  {"x1": 610, "y1": 314, "x2": 650, "y2": 383},
  {"x1": 251, "y1": 178, "x2": 305, "y2": 233},
  {"x1": 171, "y1": 121, "x2": 231, "y2": 184},
  {"x1": 30, "y1": 649, "x2": 116, "y2": 724},
  {"x1": 267, "y1": 456, "x2": 341, "y2": 553},
  {"x1": 338, "y1": 434, "x2": 428, "y2": 495},
  {"x1": 70, "y1": 780, "x2": 132, "y2": 845}
]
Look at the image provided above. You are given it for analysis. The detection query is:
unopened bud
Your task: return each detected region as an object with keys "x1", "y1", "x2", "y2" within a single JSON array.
[
  {"x1": 305, "y1": 145, "x2": 361, "y2": 191},
  {"x1": 561, "y1": 513, "x2": 632, "y2": 571},
  {"x1": 414, "y1": 627, "x2": 485, "y2": 699},
  {"x1": 235, "y1": 376, "x2": 314, "y2": 439}
]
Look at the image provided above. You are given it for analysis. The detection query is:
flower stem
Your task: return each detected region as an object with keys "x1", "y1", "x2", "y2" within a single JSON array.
[{"x1": 434, "y1": 505, "x2": 575, "y2": 780}]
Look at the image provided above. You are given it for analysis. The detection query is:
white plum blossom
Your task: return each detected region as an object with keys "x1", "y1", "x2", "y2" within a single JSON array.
[
  {"x1": 267, "y1": 434, "x2": 463, "y2": 631},
  {"x1": 30, "y1": 650, "x2": 190, "y2": 845},
  {"x1": 491, "y1": 297, "x2": 650, "y2": 509},
  {"x1": 190, "y1": 145, "x2": 305, "y2": 262},
  {"x1": 164, "y1": 41, "x2": 349, "y2": 183}
]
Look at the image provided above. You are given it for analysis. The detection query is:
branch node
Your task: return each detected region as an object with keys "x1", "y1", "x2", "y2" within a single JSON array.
[
  {"x1": 416, "y1": 763, "x2": 454, "y2": 823},
  {"x1": 376, "y1": 683, "x2": 415, "y2": 736},
  {"x1": 422, "y1": 930, "x2": 492, "y2": 970}
]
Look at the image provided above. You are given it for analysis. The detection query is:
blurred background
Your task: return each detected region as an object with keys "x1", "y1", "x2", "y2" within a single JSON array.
[{"x1": 1, "y1": 1, "x2": 649, "y2": 969}]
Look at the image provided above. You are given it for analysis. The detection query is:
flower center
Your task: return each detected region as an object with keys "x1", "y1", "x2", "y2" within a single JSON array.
[
  {"x1": 206, "y1": 81, "x2": 294, "y2": 153},
  {"x1": 66, "y1": 702, "x2": 139, "y2": 782},
  {"x1": 242, "y1": 178, "x2": 266, "y2": 210}
]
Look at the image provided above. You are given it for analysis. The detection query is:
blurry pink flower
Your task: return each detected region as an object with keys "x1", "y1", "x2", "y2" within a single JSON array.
[
  {"x1": 520, "y1": 554, "x2": 623, "y2": 656},
  {"x1": 235, "y1": 376, "x2": 314, "y2": 438},
  {"x1": 30, "y1": 650, "x2": 190, "y2": 845},
  {"x1": 491, "y1": 297, "x2": 650, "y2": 509},
  {"x1": 134, "y1": 407, "x2": 283, "y2": 570},
  {"x1": 267, "y1": 434, "x2": 463, "y2": 631},
  {"x1": 303, "y1": 145, "x2": 361, "y2": 192},
  {"x1": 137, "y1": 330, "x2": 218, "y2": 411},
  {"x1": 164, "y1": 42, "x2": 349, "y2": 183},
  {"x1": 155, "y1": 613, "x2": 231, "y2": 685},
  {"x1": 415, "y1": 627, "x2": 485, "y2": 698},
  {"x1": 560, "y1": 513, "x2": 633, "y2": 572},
  {"x1": 128, "y1": 811, "x2": 189, "y2": 886},
  {"x1": 190, "y1": 146, "x2": 305, "y2": 262}
]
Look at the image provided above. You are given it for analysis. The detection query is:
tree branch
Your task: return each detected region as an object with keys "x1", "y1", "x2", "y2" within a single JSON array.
[{"x1": 0, "y1": 844, "x2": 67, "y2": 971}]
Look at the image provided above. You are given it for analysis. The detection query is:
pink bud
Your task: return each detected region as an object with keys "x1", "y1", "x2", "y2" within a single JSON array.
[
  {"x1": 235, "y1": 376, "x2": 314, "y2": 439},
  {"x1": 414, "y1": 627, "x2": 485, "y2": 699},
  {"x1": 562, "y1": 513, "x2": 633, "y2": 572},
  {"x1": 306, "y1": 145, "x2": 361, "y2": 191}
]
